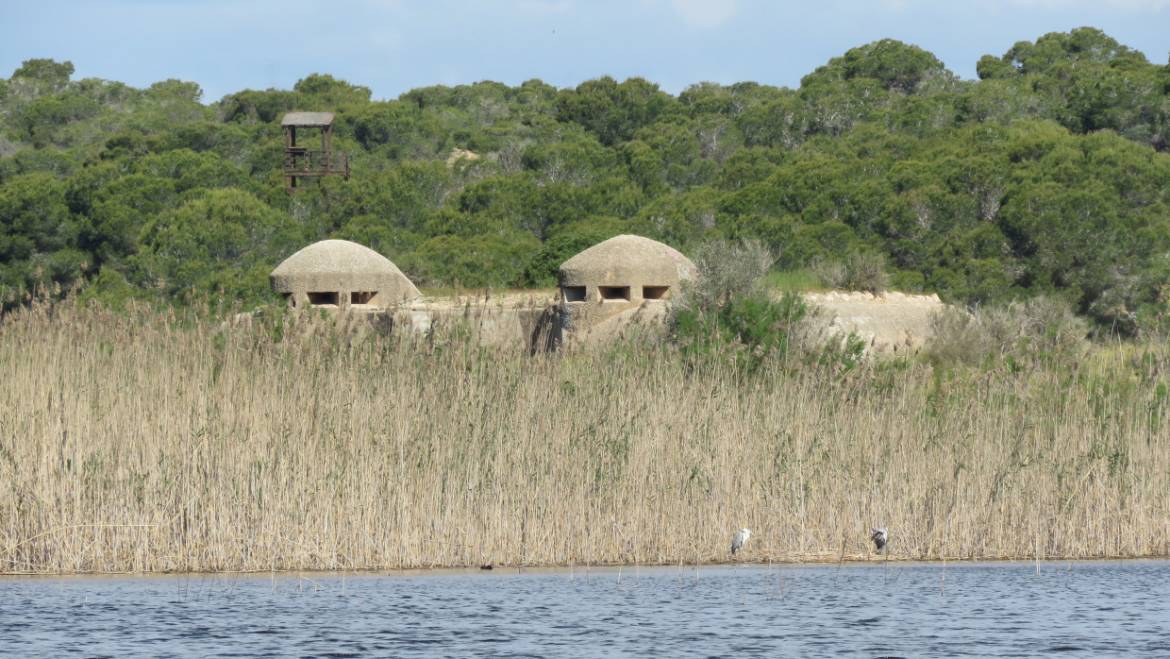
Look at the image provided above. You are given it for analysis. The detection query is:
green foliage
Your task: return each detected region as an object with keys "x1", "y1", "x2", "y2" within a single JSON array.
[
  {"x1": 77, "y1": 266, "x2": 144, "y2": 310},
  {"x1": 762, "y1": 268, "x2": 822, "y2": 292},
  {"x1": 672, "y1": 290, "x2": 807, "y2": 371},
  {"x1": 0, "y1": 171, "x2": 87, "y2": 301},
  {"x1": 1, "y1": 31, "x2": 1168, "y2": 331},
  {"x1": 523, "y1": 217, "x2": 626, "y2": 286},
  {"x1": 802, "y1": 39, "x2": 953, "y2": 94},
  {"x1": 9, "y1": 58, "x2": 74, "y2": 96},
  {"x1": 555, "y1": 77, "x2": 679, "y2": 145},
  {"x1": 130, "y1": 188, "x2": 300, "y2": 305},
  {"x1": 670, "y1": 239, "x2": 810, "y2": 372},
  {"x1": 408, "y1": 232, "x2": 540, "y2": 288}
]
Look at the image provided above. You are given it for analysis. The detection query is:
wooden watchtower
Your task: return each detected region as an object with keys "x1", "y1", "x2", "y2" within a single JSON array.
[{"x1": 282, "y1": 112, "x2": 349, "y2": 191}]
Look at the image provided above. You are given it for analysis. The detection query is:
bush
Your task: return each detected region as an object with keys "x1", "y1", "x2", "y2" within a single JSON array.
[
  {"x1": 671, "y1": 290, "x2": 808, "y2": 372},
  {"x1": 811, "y1": 252, "x2": 888, "y2": 293},
  {"x1": 844, "y1": 252, "x2": 889, "y2": 294},
  {"x1": 670, "y1": 239, "x2": 813, "y2": 372},
  {"x1": 810, "y1": 256, "x2": 847, "y2": 289},
  {"x1": 675, "y1": 238, "x2": 774, "y2": 311},
  {"x1": 927, "y1": 296, "x2": 1088, "y2": 369},
  {"x1": 407, "y1": 232, "x2": 541, "y2": 288}
]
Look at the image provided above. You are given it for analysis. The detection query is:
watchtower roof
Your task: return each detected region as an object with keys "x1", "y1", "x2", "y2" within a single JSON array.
[{"x1": 281, "y1": 112, "x2": 335, "y2": 127}]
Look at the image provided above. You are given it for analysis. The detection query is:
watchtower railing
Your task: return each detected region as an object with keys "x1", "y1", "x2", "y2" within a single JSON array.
[{"x1": 283, "y1": 149, "x2": 349, "y2": 178}]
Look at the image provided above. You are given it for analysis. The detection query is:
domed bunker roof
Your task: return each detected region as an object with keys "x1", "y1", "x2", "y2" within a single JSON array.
[
  {"x1": 559, "y1": 235, "x2": 696, "y2": 288},
  {"x1": 270, "y1": 239, "x2": 420, "y2": 304}
]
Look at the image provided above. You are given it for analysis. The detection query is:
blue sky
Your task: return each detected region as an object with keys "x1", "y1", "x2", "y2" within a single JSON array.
[{"x1": 3, "y1": 0, "x2": 1169, "y2": 103}]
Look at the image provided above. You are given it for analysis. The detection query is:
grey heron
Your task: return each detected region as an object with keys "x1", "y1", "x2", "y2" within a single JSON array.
[
  {"x1": 731, "y1": 528, "x2": 752, "y2": 555},
  {"x1": 870, "y1": 527, "x2": 888, "y2": 552}
]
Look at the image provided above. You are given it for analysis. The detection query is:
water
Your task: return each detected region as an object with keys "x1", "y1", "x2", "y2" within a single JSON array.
[{"x1": 3, "y1": 561, "x2": 1169, "y2": 657}]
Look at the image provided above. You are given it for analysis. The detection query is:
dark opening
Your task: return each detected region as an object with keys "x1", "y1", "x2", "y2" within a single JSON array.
[
  {"x1": 351, "y1": 291, "x2": 378, "y2": 305},
  {"x1": 307, "y1": 291, "x2": 339, "y2": 306},
  {"x1": 281, "y1": 292, "x2": 295, "y2": 307},
  {"x1": 599, "y1": 286, "x2": 631, "y2": 301},
  {"x1": 643, "y1": 285, "x2": 670, "y2": 300},
  {"x1": 562, "y1": 285, "x2": 587, "y2": 302}
]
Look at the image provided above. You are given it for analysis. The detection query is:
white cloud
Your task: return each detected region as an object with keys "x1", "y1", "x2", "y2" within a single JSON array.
[{"x1": 669, "y1": 0, "x2": 739, "y2": 28}]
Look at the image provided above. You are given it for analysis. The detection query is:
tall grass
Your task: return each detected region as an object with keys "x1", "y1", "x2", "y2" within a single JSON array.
[{"x1": 1, "y1": 300, "x2": 1168, "y2": 574}]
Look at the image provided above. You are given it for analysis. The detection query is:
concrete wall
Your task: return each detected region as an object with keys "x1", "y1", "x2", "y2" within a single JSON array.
[
  {"x1": 271, "y1": 290, "x2": 944, "y2": 355},
  {"x1": 803, "y1": 291, "x2": 944, "y2": 355}
]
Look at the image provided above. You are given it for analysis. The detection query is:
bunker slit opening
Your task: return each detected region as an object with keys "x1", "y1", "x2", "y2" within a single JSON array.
[
  {"x1": 350, "y1": 291, "x2": 378, "y2": 305},
  {"x1": 563, "y1": 286, "x2": 587, "y2": 303},
  {"x1": 642, "y1": 285, "x2": 670, "y2": 300},
  {"x1": 307, "y1": 291, "x2": 339, "y2": 306},
  {"x1": 599, "y1": 286, "x2": 631, "y2": 302}
]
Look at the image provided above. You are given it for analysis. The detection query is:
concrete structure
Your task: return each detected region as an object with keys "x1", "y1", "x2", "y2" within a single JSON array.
[
  {"x1": 558, "y1": 234, "x2": 696, "y2": 304},
  {"x1": 269, "y1": 240, "x2": 556, "y2": 349},
  {"x1": 265, "y1": 236, "x2": 944, "y2": 355},
  {"x1": 803, "y1": 291, "x2": 945, "y2": 354},
  {"x1": 270, "y1": 239, "x2": 420, "y2": 310},
  {"x1": 557, "y1": 234, "x2": 696, "y2": 344}
]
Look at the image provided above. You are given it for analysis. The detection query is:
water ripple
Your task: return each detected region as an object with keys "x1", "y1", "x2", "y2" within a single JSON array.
[{"x1": 1, "y1": 561, "x2": 1169, "y2": 657}]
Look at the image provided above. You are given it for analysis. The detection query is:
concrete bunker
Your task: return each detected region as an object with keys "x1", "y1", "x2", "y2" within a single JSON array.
[
  {"x1": 270, "y1": 239, "x2": 420, "y2": 311},
  {"x1": 556, "y1": 235, "x2": 696, "y2": 342},
  {"x1": 558, "y1": 234, "x2": 696, "y2": 305}
]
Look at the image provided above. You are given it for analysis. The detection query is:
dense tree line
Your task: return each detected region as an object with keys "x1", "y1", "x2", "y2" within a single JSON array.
[{"x1": 2, "y1": 28, "x2": 1169, "y2": 333}]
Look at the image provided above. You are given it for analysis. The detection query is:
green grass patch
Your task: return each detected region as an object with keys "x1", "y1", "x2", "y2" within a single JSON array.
[{"x1": 762, "y1": 269, "x2": 825, "y2": 293}]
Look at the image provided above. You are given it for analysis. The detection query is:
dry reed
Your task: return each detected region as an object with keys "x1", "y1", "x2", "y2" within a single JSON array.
[{"x1": 1, "y1": 300, "x2": 1168, "y2": 574}]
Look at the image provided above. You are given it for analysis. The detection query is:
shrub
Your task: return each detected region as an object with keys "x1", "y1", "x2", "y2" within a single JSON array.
[
  {"x1": 810, "y1": 256, "x2": 847, "y2": 289},
  {"x1": 810, "y1": 251, "x2": 889, "y2": 293},
  {"x1": 522, "y1": 218, "x2": 626, "y2": 287},
  {"x1": 927, "y1": 296, "x2": 1088, "y2": 369},
  {"x1": 675, "y1": 238, "x2": 774, "y2": 311},
  {"x1": 671, "y1": 239, "x2": 810, "y2": 372},
  {"x1": 844, "y1": 251, "x2": 889, "y2": 294},
  {"x1": 671, "y1": 290, "x2": 808, "y2": 372}
]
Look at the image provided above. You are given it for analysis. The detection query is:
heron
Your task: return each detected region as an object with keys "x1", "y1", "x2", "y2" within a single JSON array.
[
  {"x1": 870, "y1": 527, "x2": 888, "y2": 553},
  {"x1": 731, "y1": 528, "x2": 752, "y2": 556}
]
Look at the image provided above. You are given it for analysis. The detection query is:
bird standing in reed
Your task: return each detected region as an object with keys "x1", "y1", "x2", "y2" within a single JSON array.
[
  {"x1": 731, "y1": 528, "x2": 751, "y2": 556},
  {"x1": 871, "y1": 527, "x2": 888, "y2": 553}
]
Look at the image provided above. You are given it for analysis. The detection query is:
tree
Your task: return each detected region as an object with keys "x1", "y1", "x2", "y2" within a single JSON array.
[
  {"x1": 0, "y1": 29, "x2": 1167, "y2": 333},
  {"x1": 408, "y1": 232, "x2": 540, "y2": 288},
  {"x1": 802, "y1": 39, "x2": 954, "y2": 95},
  {"x1": 0, "y1": 172, "x2": 86, "y2": 298},
  {"x1": 523, "y1": 217, "x2": 627, "y2": 286},
  {"x1": 130, "y1": 189, "x2": 300, "y2": 304},
  {"x1": 9, "y1": 58, "x2": 74, "y2": 96},
  {"x1": 555, "y1": 77, "x2": 679, "y2": 145}
]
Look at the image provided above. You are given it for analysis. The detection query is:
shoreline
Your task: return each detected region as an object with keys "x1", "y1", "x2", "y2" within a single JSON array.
[{"x1": 5, "y1": 555, "x2": 1170, "y2": 579}]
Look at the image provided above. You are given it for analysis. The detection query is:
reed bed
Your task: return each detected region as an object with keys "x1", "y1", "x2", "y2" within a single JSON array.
[{"x1": 1, "y1": 301, "x2": 1168, "y2": 574}]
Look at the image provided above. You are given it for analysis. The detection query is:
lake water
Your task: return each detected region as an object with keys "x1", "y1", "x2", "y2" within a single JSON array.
[{"x1": 2, "y1": 561, "x2": 1168, "y2": 657}]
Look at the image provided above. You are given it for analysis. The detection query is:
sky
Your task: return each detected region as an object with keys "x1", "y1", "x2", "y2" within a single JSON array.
[{"x1": 2, "y1": 0, "x2": 1169, "y2": 103}]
